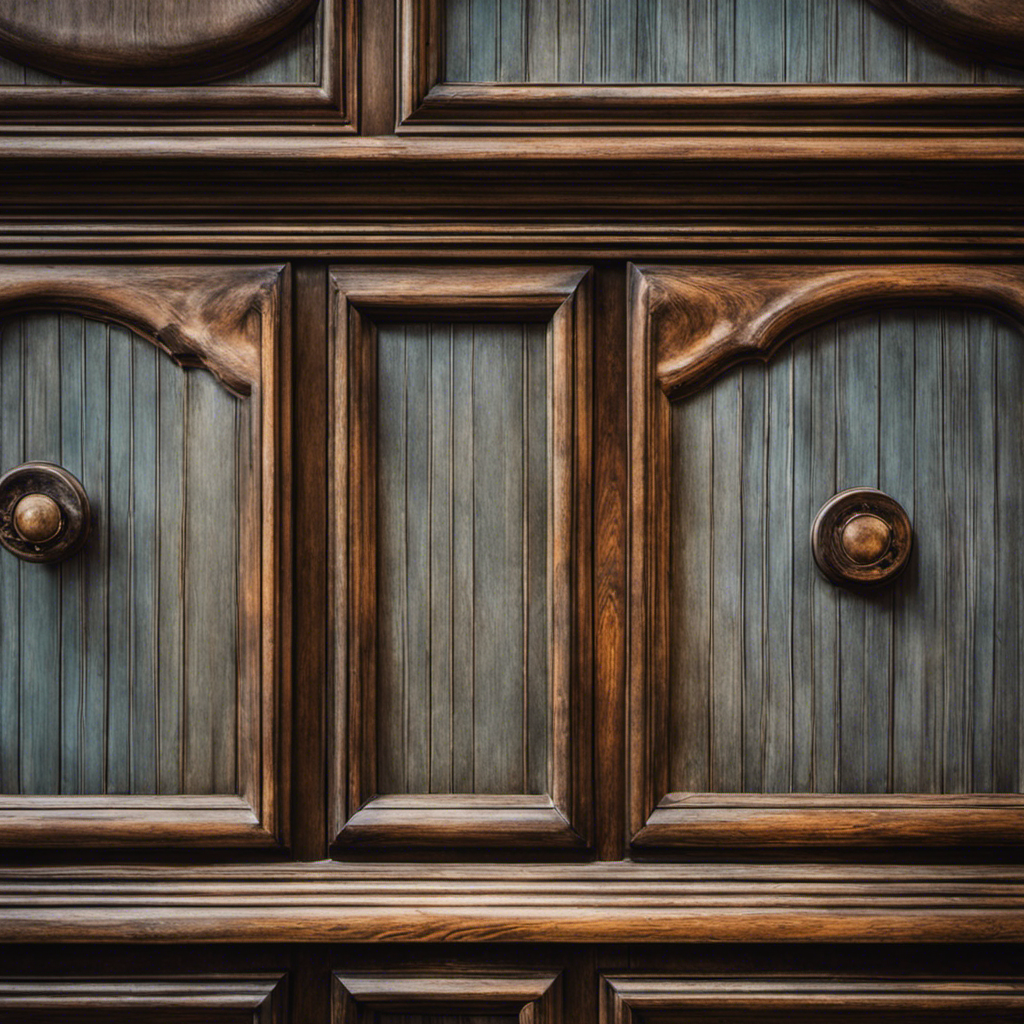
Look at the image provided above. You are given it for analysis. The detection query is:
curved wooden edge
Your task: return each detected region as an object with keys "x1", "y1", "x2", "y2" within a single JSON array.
[
  {"x1": 2, "y1": 861, "x2": 1024, "y2": 943},
  {"x1": 636, "y1": 264, "x2": 1024, "y2": 400},
  {"x1": 0, "y1": 264, "x2": 286, "y2": 397},
  {"x1": 634, "y1": 794, "x2": 1024, "y2": 847},
  {"x1": 0, "y1": 795, "x2": 279, "y2": 847},
  {"x1": 0, "y1": 0, "x2": 319, "y2": 85},
  {"x1": 868, "y1": 0, "x2": 1024, "y2": 72},
  {"x1": 335, "y1": 795, "x2": 586, "y2": 848}
]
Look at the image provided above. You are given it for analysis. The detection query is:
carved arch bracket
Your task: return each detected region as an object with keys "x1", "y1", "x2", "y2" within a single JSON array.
[
  {"x1": 869, "y1": 0, "x2": 1024, "y2": 70},
  {"x1": 0, "y1": 264, "x2": 286, "y2": 396},
  {"x1": 635, "y1": 263, "x2": 1024, "y2": 401}
]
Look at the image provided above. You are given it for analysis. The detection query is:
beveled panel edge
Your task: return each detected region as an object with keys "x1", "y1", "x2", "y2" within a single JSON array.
[{"x1": 327, "y1": 264, "x2": 594, "y2": 851}]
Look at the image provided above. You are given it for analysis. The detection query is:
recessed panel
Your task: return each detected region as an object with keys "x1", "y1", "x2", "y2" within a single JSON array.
[
  {"x1": 444, "y1": 0, "x2": 1024, "y2": 84},
  {"x1": 0, "y1": 312, "x2": 241, "y2": 797},
  {"x1": 375, "y1": 322, "x2": 548, "y2": 797},
  {"x1": 668, "y1": 307, "x2": 1022, "y2": 796}
]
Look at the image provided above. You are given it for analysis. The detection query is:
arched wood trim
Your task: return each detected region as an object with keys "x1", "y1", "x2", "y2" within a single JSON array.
[
  {"x1": 869, "y1": 0, "x2": 1024, "y2": 71},
  {"x1": 0, "y1": 0, "x2": 319, "y2": 85},
  {"x1": 0, "y1": 264, "x2": 284, "y2": 396},
  {"x1": 641, "y1": 264, "x2": 1024, "y2": 401}
]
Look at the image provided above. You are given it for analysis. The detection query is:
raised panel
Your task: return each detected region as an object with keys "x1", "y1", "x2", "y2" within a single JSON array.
[
  {"x1": 443, "y1": 0, "x2": 1024, "y2": 84},
  {"x1": 333, "y1": 971, "x2": 561, "y2": 1024},
  {"x1": 375, "y1": 323, "x2": 549, "y2": 797},
  {"x1": 0, "y1": 976, "x2": 287, "y2": 1023},
  {"x1": 630, "y1": 262, "x2": 1024, "y2": 846},
  {"x1": 330, "y1": 266, "x2": 592, "y2": 849},
  {"x1": 0, "y1": 313, "x2": 239, "y2": 797},
  {"x1": 600, "y1": 977, "x2": 1024, "y2": 1024},
  {"x1": 0, "y1": 264, "x2": 289, "y2": 847}
]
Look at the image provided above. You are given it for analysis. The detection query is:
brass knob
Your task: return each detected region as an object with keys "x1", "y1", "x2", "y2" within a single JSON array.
[
  {"x1": 811, "y1": 487, "x2": 912, "y2": 586},
  {"x1": 0, "y1": 462, "x2": 91, "y2": 563}
]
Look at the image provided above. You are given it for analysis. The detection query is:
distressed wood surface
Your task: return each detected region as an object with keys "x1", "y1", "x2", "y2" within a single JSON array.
[
  {"x1": 0, "y1": 313, "x2": 238, "y2": 798},
  {"x1": 375, "y1": 322, "x2": 548, "y2": 798},
  {"x1": 443, "y1": 0, "x2": 1024, "y2": 84},
  {"x1": 666, "y1": 308, "x2": 1023, "y2": 798},
  {"x1": 330, "y1": 265, "x2": 592, "y2": 849},
  {"x1": 0, "y1": 0, "x2": 319, "y2": 84}
]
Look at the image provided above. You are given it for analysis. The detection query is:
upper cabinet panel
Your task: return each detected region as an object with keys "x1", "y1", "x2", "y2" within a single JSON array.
[
  {"x1": 0, "y1": 0, "x2": 354, "y2": 127},
  {"x1": 0, "y1": 0, "x2": 319, "y2": 83},
  {"x1": 399, "y1": 0, "x2": 1024, "y2": 131},
  {"x1": 443, "y1": 0, "x2": 1024, "y2": 84}
]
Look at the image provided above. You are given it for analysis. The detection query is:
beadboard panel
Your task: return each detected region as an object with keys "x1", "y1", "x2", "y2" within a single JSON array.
[
  {"x1": 444, "y1": 0, "x2": 1024, "y2": 84},
  {"x1": 668, "y1": 308, "x2": 1023, "y2": 796},
  {"x1": 0, "y1": 312, "x2": 241, "y2": 797},
  {"x1": 0, "y1": 0, "x2": 322, "y2": 86},
  {"x1": 375, "y1": 323, "x2": 549, "y2": 797}
]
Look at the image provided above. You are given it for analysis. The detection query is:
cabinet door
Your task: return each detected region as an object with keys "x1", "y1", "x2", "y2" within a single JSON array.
[{"x1": 0, "y1": 264, "x2": 289, "y2": 848}]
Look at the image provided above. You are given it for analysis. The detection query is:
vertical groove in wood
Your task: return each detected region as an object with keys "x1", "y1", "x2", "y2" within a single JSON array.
[
  {"x1": 669, "y1": 308, "x2": 1024, "y2": 796},
  {"x1": 375, "y1": 321, "x2": 549, "y2": 796},
  {"x1": 0, "y1": 313, "x2": 241, "y2": 797},
  {"x1": 443, "y1": 0, "x2": 1024, "y2": 83}
]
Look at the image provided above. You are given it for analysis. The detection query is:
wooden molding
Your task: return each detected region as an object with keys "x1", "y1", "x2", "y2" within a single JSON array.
[
  {"x1": 396, "y1": 0, "x2": 1023, "y2": 134},
  {"x1": 0, "y1": 976, "x2": 286, "y2": 1021},
  {"x1": 638, "y1": 264, "x2": 1024, "y2": 401},
  {"x1": 2, "y1": 861, "x2": 1024, "y2": 943},
  {"x1": 0, "y1": 0, "x2": 319, "y2": 84},
  {"x1": 329, "y1": 265, "x2": 593, "y2": 849},
  {"x1": 600, "y1": 976, "x2": 1024, "y2": 1023},
  {"x1": 0, "y1": 0, "x2": 354, "y2": 126},
  {"x1": 333, "y1": 969, "x2": 561, "y2": 1023},
  {"x1": 0, "y1": 264, "x2": 290, "y2": 849},
  {"x1": 870, "y1": 0, "x2": 1024, "y2": 71},
  {"x1": 628, "y1": 261, "x2": 1024, "y2": 848}
]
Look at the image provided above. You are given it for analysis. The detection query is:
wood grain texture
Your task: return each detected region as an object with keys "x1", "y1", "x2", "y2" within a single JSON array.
[
  {"x1": 441, "y1": 0, "x2": 1024, "y2": 84},
  {"x1": 330, "y1": 266, "x2": 592, "y2": 849},
  {"x1": 600, "y1": 976, "x2": 1024, "y2": 1023},
  {"x1": 870, "y1": 0, "x2": 1024, "y2": 70},
  {"x1": 0, "y1": 975, "x2": 286, "y2": 1022},
  {"x1": 374, "y1": 322, "x2": 548, "y2": 798},
  {"x1": 333, "y1": 969, "x2": 561, "y2": 1023},
  {"x1": 3, "y1": 861, "x2": 1024, "y2": 943},
  {"x1": 0, "y1": 265, "x2": 289, "y2": 848},
  {"x1": 630, "y1": 263, "x2": 1024, "y2": 846},
  {"x1": 0, "y1": 313, "x2": 238, "y2": 798},
  {"x1": 0, "y1": 0, "x2": 319, "y2": 84},
  {"x1": 0, "y1": 0, "x2": 354, "y2": 126}
]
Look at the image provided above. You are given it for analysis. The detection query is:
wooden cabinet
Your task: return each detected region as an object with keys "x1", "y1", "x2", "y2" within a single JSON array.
[{"x1": 0, "y1": 0, "x2": 1022, "y2": 1019}]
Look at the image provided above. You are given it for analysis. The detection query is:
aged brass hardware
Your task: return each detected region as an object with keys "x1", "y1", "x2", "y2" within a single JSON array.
[
  {"x1": 0, "y1": 462, "x2": 91, "y2": 563},
  {"x1": 811, "y1": 487, "x2": 912, "y2": 586}
]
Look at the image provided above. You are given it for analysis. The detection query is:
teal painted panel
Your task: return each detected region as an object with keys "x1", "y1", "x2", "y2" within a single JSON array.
[
  {"x1": 669, "y1": 309, "x2": 1024, "y2": 795},
  {"x1": 444, "y1": 0, "x2": 1024, "y2": 83},
  {"x1": 375, "y1": 323, "x2": 549, "y2": 796},
  {"x1": 0, "y1": 0, "x2": 321, "y2": 86},
  {"x1": 0, "y1": 313, "x2": 241, "y2": 796}
]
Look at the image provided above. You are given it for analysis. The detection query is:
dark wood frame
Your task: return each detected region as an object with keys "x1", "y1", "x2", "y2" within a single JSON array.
[
  {"x1": 329, "y1": 265, "x2": 593, "y2": 849},
  {"x1": 396, "y1": 0, "x2": 1024, "y2": 134},
  {"x1": 599, "y1": 975, "x2": 1024, "y2": 1023},
  {"x1": 0, "y1": 0, "x2": 355, "y2": 127},
  {"x1": 333, "y1": 969, "x2": 562, "y2": 1022},
  {"x1": 628, "y1": 261, "x2": 1024, "y2": 847},
  {"x1": 0, "y1": 264, "x2": 291, "y2": 848},
  {"x1": 0, "y1": 976, "x2": 287, "y2": 1022}
]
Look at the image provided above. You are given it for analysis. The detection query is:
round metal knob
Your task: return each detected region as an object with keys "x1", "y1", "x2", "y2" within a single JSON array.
[
  {"x1": 811, "y1": 487, "x2": 912, "y2": 586},
  {"x1": 0, "y1": 462, "x2": 91, "y2": 563}
]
